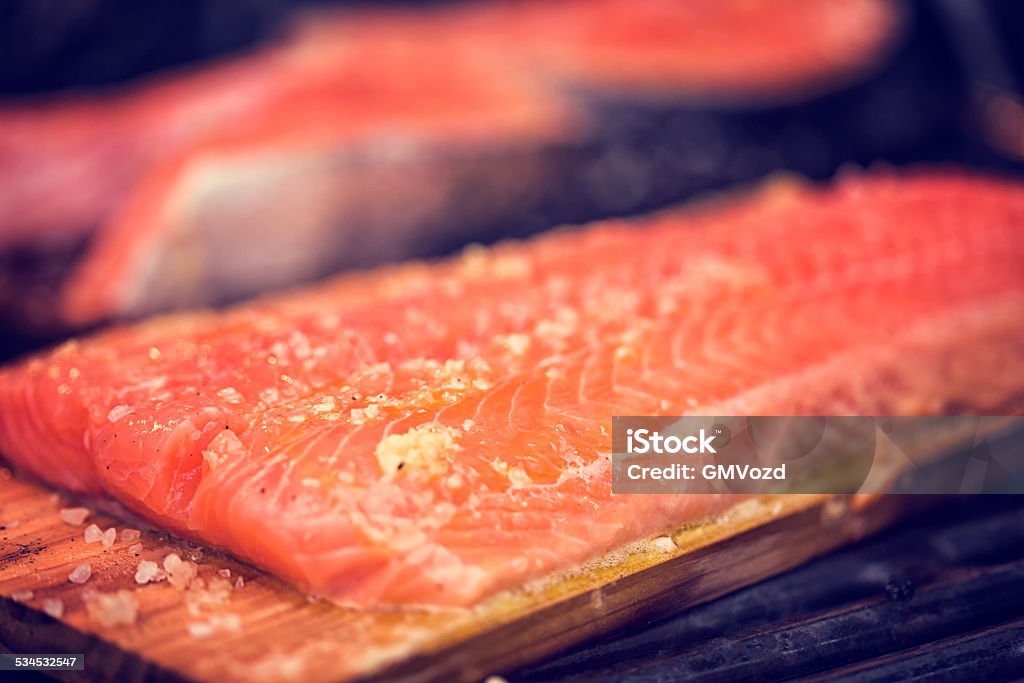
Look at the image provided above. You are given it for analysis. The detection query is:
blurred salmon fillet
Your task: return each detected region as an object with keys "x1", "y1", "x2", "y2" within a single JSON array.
[{"x1": 0, "y1": 0, "x2": 900, "y2": 326}]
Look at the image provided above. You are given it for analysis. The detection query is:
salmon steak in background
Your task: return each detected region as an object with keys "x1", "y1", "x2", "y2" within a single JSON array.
[
  {"x1": 0, "y1": 0, "x2": 900, "y2": 327},
  {"x1": 1, "y1": 171, "x2": 1022, "y2": 607},
  {"x1": 346, "y1": 0, "x2": 899, "y2": 98},
  {"x1": 0, "y1": 10, "x2": 568, "y2": 252}
]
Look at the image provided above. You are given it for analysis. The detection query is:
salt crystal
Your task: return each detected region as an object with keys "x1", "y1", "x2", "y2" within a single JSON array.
[
  {"x1": 134, "y1": 560, "x2": 162, "y2": 584},
  {"x1": 188, "y1": 613, "x2": 241, "y2": 639},
  {"x1": 234, "y1": 577, "x2": 245, "y2": 589},
  {"x1": 164, "y1": 553, "x2": 197, "y2": 589},
  {"x1": 217, "y1": 568, "x2": 232, "y2": 579},
  {"x1": 69, "y1": 563, "x2": 92, "y2": 584},
  {"x1": 214, "y1": 613, "x2": 241, "y2": 632},
  {"x1": 83, "y1": 523, "x2": 103, "y2": 543},
  {"x1": 508, "y1": 466, "x2": 533, "y2": 489},
  {"x1": 84, "y1": 589, "x2": 138, "y2": 627},
  {"x1": 59, "y1": 507, "x2": 90, "y2": 525},
  {"x1": 101, "y1": 527, "x2": 117, "y2": 548},
  {"x1": 11, "y1": 589, "x2": 33, "y2": 602},
  {"x1": 128, "y1": 543, "x2": 144, "y2": 555},
  {"x1": 498, "y1": 333, "x2": 530, "y2": 356},
  {"x1": 312, "y1": 396, "x2": 336, "y2": 413},
  {"x1": 184, "y1": 577, "x2": 232, "y2": 616},
  {"x1": 208, "y1": 577, "x2": 233, "y2": 599},
  {"x1": 217, "y1": 387, "x2": 243, "y2": 403},
  {"x1": 164, "y1": 552, "x2": 182, "y2": 572},
  {"x1": 188, "y1": 622, "x2": 214, "y2": 639},
  {"x1": 120, "y1": 528, "x2": 141, "y2": 542},
  {"x1": 650, "y1": 536, "x2": 677, "y2": 553},
  {"x1": 42, "y1": 598, "x2": 64, "y2": 619}
]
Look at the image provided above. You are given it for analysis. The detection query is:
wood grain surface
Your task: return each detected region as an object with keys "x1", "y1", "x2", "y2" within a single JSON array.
[{"x1": 0, "y1": 473, "x2": 924, "y2": 683}]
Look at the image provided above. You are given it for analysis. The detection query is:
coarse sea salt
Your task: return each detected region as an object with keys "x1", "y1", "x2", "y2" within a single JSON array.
[
  {"x1": 134, "y1": 560, "x2": 165, "y2": 584},
  {"x1": 59, "y1": 507, "x2": 90, "y2": 525},
  {"x1": 42, "y1": 598, "x2": 65, "y2": 619},
  {"x1": 163, "y1": 553, "x2": 198, "y2": 589},
  {"x1": 83, "y1": 523, "x2": 103, "y2": 544},
  {"x1": 120, "y1": 528, "x2": 141, "y2": 542},
  {"x1": 11, "y1": 589, "x2": 33, "y2": 602},
  {"x1": 101, "y1": 527, "x2": 117, "y2": 548},
  {"x1": 650, "y1": 536, "x2": 677, "y2": 553},
  {"x1": 68, "y1": 563, "x2": 92, "y2": 584},
  {"x1": 184, "y1": 577, "x2": 233, "y2": 616},
  {"x1": 188, "y1": 613, "x2": 241, "y2": 639},
  {"x1": 83, "y1": 589, "x2": 138, "y2": 627}
]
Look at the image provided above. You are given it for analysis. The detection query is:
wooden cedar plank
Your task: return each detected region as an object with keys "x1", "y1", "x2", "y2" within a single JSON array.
[{"x1": 0, "y1": 472, "x2": 925, "y2": 683}]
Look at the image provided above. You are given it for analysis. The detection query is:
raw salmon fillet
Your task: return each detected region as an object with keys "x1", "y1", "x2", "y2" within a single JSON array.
[
  {"x1": 351, "y1": 0, "x2": 899, "y2": 99},
  {"x1": 56, "y1": 45, "x2": 571, "y2": 325},
  {"x1": 0, "y1": 9, "x2": 567, "y2": 251},
  {"x1": 2, "y1": 171, "x2": 1023, "y2": 607}
]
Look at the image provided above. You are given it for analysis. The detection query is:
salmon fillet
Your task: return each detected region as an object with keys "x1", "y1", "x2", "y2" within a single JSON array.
[
  {"x1": 1, "y1": 0, "x2": 898, "y2": 328},
  {"x1": 0, "y1": 9, "x2": 567, "y2": 251},
  {"x1": 346, "y1": 0, "x2": 898, "y2": 99},
  {"x1": 2, "y1": 171, "x2": 1023, "y2": 606}
]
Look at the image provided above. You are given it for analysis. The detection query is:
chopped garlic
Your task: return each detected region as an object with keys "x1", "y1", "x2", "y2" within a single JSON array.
[{"x1": 375, "y1": 425, "x2": 459, "y2": 479}]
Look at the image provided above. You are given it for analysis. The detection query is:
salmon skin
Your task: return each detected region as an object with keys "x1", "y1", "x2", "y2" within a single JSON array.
[{"x1": 2, "y1": 170, "x2": 1022, "y2": 607}]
